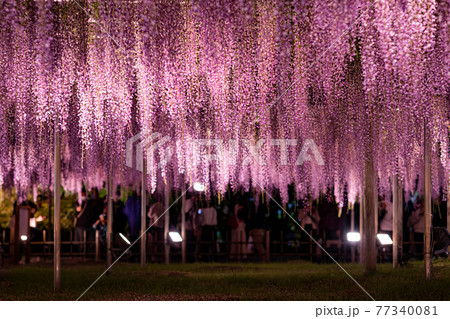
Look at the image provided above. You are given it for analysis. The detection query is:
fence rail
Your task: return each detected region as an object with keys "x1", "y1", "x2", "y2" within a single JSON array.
[{"x1": 0, "y1": 228, "x2": 428, "y2": 264}]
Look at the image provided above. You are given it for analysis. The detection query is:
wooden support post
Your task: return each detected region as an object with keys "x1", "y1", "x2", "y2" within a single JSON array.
[
  {"x1": 106, "y1": 174, "x2": 113, "y2": 269},
  {"x1": 164, "y1": 183, "x2": 170, "y2": 264},
  {"x1": 397, "y1": 182, "x2": 403, "y2": 263},
  {"x1": 393, "y1": 175, "x2": 403, "y2": 268},
  {"x1": 24, "y1": 208, "x2": 31, "y2": 264},
  {"x1": 95, "y1": 230, "x2": 100, "y2": 262},
  {"x1": 447, "y1": 181, "x2": 450, "y2": 232},
  {"x1": 10, "y1": 205, "x2": 18, "y2": 264},
  {"x1": 350, "y1": 203, "x2": 355, "y2": 263},
  {"x1": 374, "y1": 197, "x2": 378, "y2": 241},
  {"x1": 393, "y1": 174, "x2": 399, "y2": 268},
  {"x1": 363, "y1": 149, "x2": 377, "y2": 272},
  {"x1": 424, "y1": 121, "x2": 432, "y2": 280},
  {"x1": 43, "y1": 229, "x2": 46, "y2": 256},
  {"x1": 181, "y1": 181, "x2": 186, "y2": 264},
  {"x1": 48, "y1": 169, "x2": 52, "y2": 241},
  {"x1": 141, "y1": 159, "x2": 147, "y2": 267},
  {"x1": 83, "y1": 230, "x2": 87, "y2": 258},
  {"x1": 359, "y1": 192, "x2": 365, "y2": 265},
  {"x1": 53, "y1": 127, "x2": 61, "y2": 292}
]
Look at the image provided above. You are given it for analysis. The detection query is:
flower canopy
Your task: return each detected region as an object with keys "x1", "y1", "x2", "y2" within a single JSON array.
[{"x1": 0, "y1": 0, "x2": 449, "y2": 203}]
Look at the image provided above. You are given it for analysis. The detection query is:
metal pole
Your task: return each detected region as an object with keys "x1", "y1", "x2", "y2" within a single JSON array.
[
  {"x1": 350, "y1": 203, "x2": 355, "y2": 263},
  {"x1": 48, "y1": 166, "x2": 52, "y2": 241},
  {"x1": 359, "y1": 191, "x2": 365, "y2": 265},
  {"x1": 83, "y1": 230, "x2": 87, "y2": 258},
  {"x1": 95, "y1": 230, "x2": 100, "y2": 262},
  {"x1": 106, "y1": 173, "x2": 113, "y2": 269},
  {"x1": 164, "y1": 183, "x2": 170, "y2": 264},
  {"x1": 447, "y1": 180, "x2": 450, "y2": 232},
  {"x1": 424, "y1": 120, "x2": 432, "y2": 280},
  {"x1": 398, "y1": 181, "x2": 403, "y2": 263},
  {"x1": 393, "y1": 174, "x2": 399, "y2": 268},
  {"x1": 43, "y1": 229, "x2": 46, "y2": 256},
  {"x1": 53, "y1": 127, "x2": 61, "y2": 292},
  {"x1": 363, "y1": 148, "x2": 376, "y2": 272},
  {"x1": 141, "y1": 159, "x2": 147, "y2": 267},
  {"x1": 181, "y1": 181, "x2": 186, "y2": 264}
]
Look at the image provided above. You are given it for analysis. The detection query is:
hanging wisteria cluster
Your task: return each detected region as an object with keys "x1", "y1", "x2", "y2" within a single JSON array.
[{"x1": 0, "y1": 0, "x2": 449, "y2": 203}]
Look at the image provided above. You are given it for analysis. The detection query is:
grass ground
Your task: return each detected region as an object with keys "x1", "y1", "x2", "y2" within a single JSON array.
[{"x1": 0, "y1": 260, "x2": 449, "y2": 300}]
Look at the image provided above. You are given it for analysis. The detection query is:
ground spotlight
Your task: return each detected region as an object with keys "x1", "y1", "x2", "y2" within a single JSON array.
[
  {"x1": 377, "y1": 233, "x2": 393, "y2": 245},
  {"x1": 119, "y1": 233, "x2": 131, "y2": 245},
  {"x1": 169, "y1": 231, "x2": 183, "y2": 243},
  {"x1": 346, "y1": 232, "x2": 360, "y2": 242},
  {"x1": 193, "y1": 182, "x2": 205, "y2": 192}
]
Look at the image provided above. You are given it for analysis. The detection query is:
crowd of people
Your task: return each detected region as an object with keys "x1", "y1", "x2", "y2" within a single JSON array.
[
  {"x1": 71, "y1": 184, "x2": 448, "y2": 262},
  {"x1": 5, "y1": 183, "x2": 448, "y2": 263}
]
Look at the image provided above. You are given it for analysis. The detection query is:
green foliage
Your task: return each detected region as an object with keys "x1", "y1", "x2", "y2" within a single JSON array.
[
  {"x1": 0, "y1": 188, "x2": 77, "y2": 231},
  {"x1": 35, "y1": 191, "x2": 77, "y2": 231},
  {"x1": 0, "y1": 188, "x2": 16, "y2": 228}
]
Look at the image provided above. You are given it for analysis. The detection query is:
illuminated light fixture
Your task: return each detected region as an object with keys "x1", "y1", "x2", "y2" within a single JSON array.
[
  {"x1": 119, "y1": 232, "x2": 131, "y2": 245},
  {"x1": 346, "y1": 232, "x2": 361, "y2": 242},
  {"x1": 21, "y1": 235, "x2": 28, "y2": 241},
  {"x1": 377, "y1": 233, "x2": 393, "y2": 245},
  {"x1": 193, "y1": 182, "x2": 205, "y2": 192},
  {"x1": 169, "y1": 231, "x2": 183, "y2": 243}
]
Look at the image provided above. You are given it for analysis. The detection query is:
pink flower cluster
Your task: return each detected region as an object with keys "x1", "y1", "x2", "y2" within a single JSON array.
[{"x1": 0, "y1": 0, "x2": 448, "y2": 203}]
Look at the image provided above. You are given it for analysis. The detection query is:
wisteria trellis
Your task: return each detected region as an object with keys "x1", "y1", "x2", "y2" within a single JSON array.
[{"x1": 0, "y1": 0, "x2": 449, "y2": 203}]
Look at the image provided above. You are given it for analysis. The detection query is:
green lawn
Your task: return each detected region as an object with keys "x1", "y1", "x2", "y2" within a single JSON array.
[{"x1": 0, "y1": 260, "x2": 449, "y2": 300}]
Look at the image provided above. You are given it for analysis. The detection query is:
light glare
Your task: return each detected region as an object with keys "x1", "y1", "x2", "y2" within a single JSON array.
[
  {"x1": 119, "y1": 232, "x2": 131, "y2": 245},
  {"x1": 193, "y1": 182, "x2": 205, "y2": 192},
  {"x1": 169, "y1": 231, "x2": 183, "y2": 242},
  {"x1": 377, "y1": 233, "x2": 393, "y2": 245},
  {"x1": 346, "y1": 232, "x2": 360, "y2": 242}
]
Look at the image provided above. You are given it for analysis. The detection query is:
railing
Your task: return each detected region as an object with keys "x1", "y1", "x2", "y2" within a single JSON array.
[
  {"x1": 0, "y1": 229, "x2": 100, "y2": 260},
  {"x1": 0, "y1": 228, "x2": 430, "y2": 264}
]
